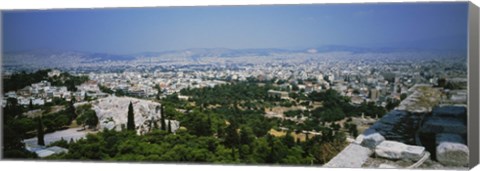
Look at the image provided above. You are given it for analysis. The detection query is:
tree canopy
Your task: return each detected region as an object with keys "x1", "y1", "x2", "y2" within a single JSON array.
[{"x1": 127, "y1": 102, "x2": 135, "y2": 131}]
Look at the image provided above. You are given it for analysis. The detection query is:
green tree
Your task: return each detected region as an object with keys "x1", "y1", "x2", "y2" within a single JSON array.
[
  {"x1": 37, "y1": 116, "x2": 45, "y2": 146},
  {"x1": 437, "y1": 78, "x2": 447, "y2": 87},
  {"x1": 386, "y1": 98, "x2": 400, "y2": 111},
  {"x1": 348, "y1": 123, "x2": 358, "y2": 137},
  {"x1": 127, "y1": 101, "x2": 135, "y2": 131},
  {"x1": 180, "y1": 110, "x2": 212, "y2": 136},
  {"x1": 160, "y1": 105, "x2": 166, "y2": 131},
  {"x1": 3, "y1": 98, "x2": 36, "y2": 158},
  {"x1": 99, "y1": 84, "x2": 114, "y2": 94},
  {"x1": 84, "y1": 93, "x2": 89, "y2": 101},
  {"x1": 239, "y1": 126, "x2": 255, "y2": 146},
  {"x1": 283, "y1": 131, "x2": 296, "y2": 148},
  {"x1": 29, "y1": 99, "x2": 33, "y2": 111},
  {"x1": 225, "y1": 120, "x2": 239, "y2": 159},
  {"x1": 400, "y1": 93, "x2": 407, "y2": 101},
  {"x1": 78, "y1": 109, "x2": 99, "y2": 129},
  {"x1": 67, "y1": 100, "x2": 77, "y2": 122},
  {"x1": 167, "y1": 120, "x2": 172, "y2": 133}
]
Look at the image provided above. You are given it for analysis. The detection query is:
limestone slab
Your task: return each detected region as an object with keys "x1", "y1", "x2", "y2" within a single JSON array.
[
  {"x1": 324, "y1": 143, "x2": 373, "y2": 168},
  {"x1": 361, "y1": 132, "x2": 385, "y2": 149},
  {"x1": 375, "y1": 140, "x2": 425, "y2": 161}
]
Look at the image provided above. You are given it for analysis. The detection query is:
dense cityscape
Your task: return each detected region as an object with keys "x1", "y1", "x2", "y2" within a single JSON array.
[{"x1": 2, "y1": 48, "x2": 468, "y2": 167}]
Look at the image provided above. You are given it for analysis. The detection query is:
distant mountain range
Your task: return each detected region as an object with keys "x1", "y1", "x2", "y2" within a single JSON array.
[
  {"x1": 2, "y1": 46, "x2": 467, "y2": 67},
  {"x1": 133, "y1": 45, "x2": 465, "y2": 58}
]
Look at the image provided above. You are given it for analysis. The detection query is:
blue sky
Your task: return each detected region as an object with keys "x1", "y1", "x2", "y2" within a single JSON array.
[{"x1": 2, "y1": 2, "x2": 468, "y2": 54}]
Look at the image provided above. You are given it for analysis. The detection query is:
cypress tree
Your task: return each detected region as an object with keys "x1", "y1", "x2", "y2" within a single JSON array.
[
  {"x1": 127, "y1": 101, "x2": 135, "y2": 131},
  {"x1": 217, "y1": 124, "x2": 225, "y2": 139},
  {"x1": 68, "y1": 100, "x2": 77, "y2": 121},
  {"x1": 283, "y1": 131, "x2": 295, "y2": 148},
  {"x1": 84, "y1": 92, "x2": 89, "y2": 101},
  {"x1": 225, "y1": 120, "x2": 239, "y2": 160},
  {"x1": 160, "y1": 105, "x2": 166, "y2": 131},
  {"x1": 167, "y1": 120, "x2": 172, "y2": 133},
  {"x1": 37, "y1": 116, "x2": 45, "y2": 146},
  {"x1": 266, "y1": 134, "x2": 275, "y2": 163},
  {"x1": 29, "y1": 99, "x2": 33, "y2": 110},
  {"x1": 207, "y1": 112, "x2": 212, "y2": 135}
]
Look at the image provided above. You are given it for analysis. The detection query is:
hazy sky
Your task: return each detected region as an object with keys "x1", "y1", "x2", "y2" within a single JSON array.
[{"x1": 2, "y1": 2, "x2": 468, "y2": 54}]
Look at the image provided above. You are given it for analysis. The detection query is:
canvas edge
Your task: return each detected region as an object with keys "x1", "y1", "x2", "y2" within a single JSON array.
[
  {"x1": 0, "y1": 10, "x2": 4, "y2": 160},
  {"x1": 468, "y1": 1, "x2": 480, "y2": 169}
]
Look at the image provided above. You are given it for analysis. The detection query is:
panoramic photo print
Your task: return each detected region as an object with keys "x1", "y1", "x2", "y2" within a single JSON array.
[{"x1": 1, "y1": 2, "x2": 470, "y2": 169}]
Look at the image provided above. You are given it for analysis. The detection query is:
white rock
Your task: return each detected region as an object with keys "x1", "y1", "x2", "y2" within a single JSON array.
[
  {"x1": 353, "y1": 134, "x2": 364, "y2": 145},
  {"x1": 436, "y1": 142, "x2": 469, "y2": 166},
  {"x1": 378, "y1": 164, "x2": 398, "y2": 168},
  {"x1": 324, "y1": 143, "x2": 373, "y2": 168},
  {"x1": 375, "y1": 141, "x2": 404, "y2": 159},
  {"x1": 361, "y1": 132, "x2": 385, "y2": 149},
  {"x1": 35, "y1": 149, "x2": 56, "y2": 158},
  {"x1": 375, "y1": 140, "x2": 425, "y2": 161},
  {"x1": 93, "y1": 96, "x2": 176, "y2": 134},
  {"x1": 402, "y1": 145, "x2": 426, "y2": 161},
  {"x1": 167, "y1": 120, "x2": 180, "y2": 133},
  {"x1": 103, "y1": 121, "x2": 116, "y2": 130}
]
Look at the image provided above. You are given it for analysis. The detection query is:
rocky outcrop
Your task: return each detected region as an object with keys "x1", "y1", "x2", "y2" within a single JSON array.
[
  {"x1": 374, "y1": 140, "x2": 425, "y2": 161},
  {"x1": 92, "y1": 96, "x2": 179, "y2": 134},
  {"x1": 435, "y1": 133, "x2": 469, "y2": 167},
  {"x1": 395, "y1": 85, "x2": 441, "y2": 113}
]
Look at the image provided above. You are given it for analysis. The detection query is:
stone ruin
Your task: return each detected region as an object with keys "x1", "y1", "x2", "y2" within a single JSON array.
[
  {"x1": 325, "y1": 106, "x2": 469, "y2": 169},
  {"x1": 419, "y1": 106, "x2": 469, "y2": 167},
  {"x1": 92, "y1": 96, "x2": 180, "y2": 135}
]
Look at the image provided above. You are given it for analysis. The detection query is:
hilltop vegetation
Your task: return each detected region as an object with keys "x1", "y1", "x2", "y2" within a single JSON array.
[
  {"x1": 41, "y1": 82, "x2": 392, "y2": 164},
  {"x1": 3, "y1": 69, "x2": 89, "y2": 92},
  {"x1": 3, "y1": 70, "x2": 391, "y2": 164}
]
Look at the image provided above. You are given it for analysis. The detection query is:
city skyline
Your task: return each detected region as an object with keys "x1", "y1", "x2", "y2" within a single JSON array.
[{"x1": 2, "y1": 2, "x2": 468, "y2": 55}]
